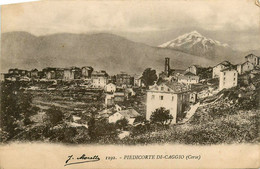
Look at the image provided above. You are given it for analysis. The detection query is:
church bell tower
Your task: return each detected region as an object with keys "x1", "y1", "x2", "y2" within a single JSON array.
[{"x1": 165, "y1": 57, "x2": 170, "y2": 77}]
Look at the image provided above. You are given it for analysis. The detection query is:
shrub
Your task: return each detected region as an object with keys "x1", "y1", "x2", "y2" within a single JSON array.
[
  {"x1": 115, "y1": 118, "x2": 129, "y2": 130},
  {"x1": 45, "y1": 107, "x2": 64, "y2": 126}
]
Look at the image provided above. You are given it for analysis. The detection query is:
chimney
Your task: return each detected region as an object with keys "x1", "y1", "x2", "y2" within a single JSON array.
[{"x1": 165, "y1": 57, "x2": 170, "y2": 77}]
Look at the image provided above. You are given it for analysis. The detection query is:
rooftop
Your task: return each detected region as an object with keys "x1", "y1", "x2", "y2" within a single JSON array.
[
  {"x1": 214, "y1": 61, "x2": 233, "y2": 68},
  {"x1": 149, "y1": 82, "x2": 190, "y2": 93},
  {"x1": 245, "y1": 53, "x2": 260, "y2": 58},
  {"x1": 116, "y1": 108, "x2": 140, "y2": 118},
  {"x1": 220, "y1": 67, "x2": 237, "y2": 72}
]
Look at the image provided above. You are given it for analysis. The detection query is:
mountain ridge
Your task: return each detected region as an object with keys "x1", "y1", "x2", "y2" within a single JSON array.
[{"x1": 1, "y1": 31, "x2": 247, "y2": 74}]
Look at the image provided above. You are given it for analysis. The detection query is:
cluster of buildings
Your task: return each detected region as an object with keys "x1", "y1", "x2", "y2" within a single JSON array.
[
  {"x1": 213, "y1": 54, "x2": 259, "y2": 90},
  {"x1": 146, "y1": 54, "x2": 260, "y2": 124},
  {"x1": 0, "y1": 66, "x2": 144, "y2": 89},
  {"x1": 1, "y1": 54, "x2": 259, "y2": 127},
  {"x1": 159, "y1": 54, "x2": 260, "y2": 89},
  {"x1": 0, "y1": 66, "x2": 93, "y2": 82},
  {"x1": 0, "y1": 66, "x2": 145, "y2": 126}
]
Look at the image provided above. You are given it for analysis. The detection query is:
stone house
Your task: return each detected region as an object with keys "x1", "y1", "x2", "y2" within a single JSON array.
[
  {"x1": 236, "y1": 61, "x2": 254, "y2": 74},
  {"x1": 81, "y1": 66, "x2": 93, "y2": 79},
  {"x1": 116, "y1": 72, "x2": 133, "y2": 87},
  {"x1": 91, "y1": 70, "x2": 108, "y2": 88},
  {"x1": 245, "y1": 54, "x2": 260, "y2": 66},
  {"x1": 212, "y1": 61, "x2": 233, "y2": 78}
]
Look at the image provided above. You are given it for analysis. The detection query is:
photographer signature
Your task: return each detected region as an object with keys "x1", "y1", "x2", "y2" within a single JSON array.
[{"x1": 64, "y1": 154, "x2": 100, "y2": 166}]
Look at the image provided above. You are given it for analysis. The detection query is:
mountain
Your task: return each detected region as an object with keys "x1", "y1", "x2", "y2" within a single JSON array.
[
  {"x1": 158, "y1": 31, "x2": 237, "y2": 61},
  {"x1": 1, "y1": 31, "x2": 216, "y2": 75}
]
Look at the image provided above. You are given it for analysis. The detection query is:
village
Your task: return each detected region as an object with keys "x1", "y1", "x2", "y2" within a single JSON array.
[{"x1": 0, "y1": 53, "x2": 259, "y2": 143}]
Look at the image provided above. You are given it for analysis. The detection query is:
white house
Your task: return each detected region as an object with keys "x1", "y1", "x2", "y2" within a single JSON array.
[
  {"x1": 177, "y1": 72, "x2": 200, "y2": 84},
  {"x1": 219, "y1": 68, "x2": 238, "y2": 90},
  {"x1": 104, "y1": 83, "x2": 116, "y2": 93},
  {"x1": 212, "y1": 61, "x2": 233, "y2": 78},
  {"x1": 236, "y1": 61, "x2": 254, "y2": 74},
  {"x1": 108, "y1": 108, "x2": 140, "y2": 125},
  {"x1": 146, "y1": 82, "x2": 189, "y2": 124},
  {"x1": 245, "y1": 54, "x2": 260, "y2": 66}
]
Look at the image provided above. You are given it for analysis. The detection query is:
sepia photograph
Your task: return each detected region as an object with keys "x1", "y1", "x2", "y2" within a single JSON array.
[{"x1": 0, "y1": 0, "x2": 259, "y2": 168}]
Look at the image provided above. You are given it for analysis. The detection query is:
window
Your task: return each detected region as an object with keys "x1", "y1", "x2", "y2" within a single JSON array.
[
  {"x1": 161, "y1": 87, "x2": 164, "y2": 91},
  {"x1": 224, "y1": 77, "x2": 225, "y2": 80},
  {"x1": 234, "y1": 73, "x2": 236, "y2": 76},
  {"x1": 160, "y1": 96, "x2": 164, "y2": 100},
  {"x1": 234, "y1": 78, "x2": 236, "y2": 81},
  {"x1": 151, "y1": 95, "x2": 155, "y2": 100},
  {"x1": 224, "y1": 72, "x2": 226, "y2": 76},
  {"x1": 172, "y1": 96, "x2": 174, "y2": 101}
]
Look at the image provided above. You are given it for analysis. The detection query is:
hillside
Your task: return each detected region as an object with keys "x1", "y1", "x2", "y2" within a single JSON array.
[
  {"x1": 1, "y1": 32, "x2": 216, "y2": 74},
  {"x1": 118, "y1": 73, "x2": 260, "y2": 145}
]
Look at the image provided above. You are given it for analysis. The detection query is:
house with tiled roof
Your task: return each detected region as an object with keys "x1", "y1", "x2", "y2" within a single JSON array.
[{"x1": 146, "y1": 82, "x2": 190, "y2": 124}]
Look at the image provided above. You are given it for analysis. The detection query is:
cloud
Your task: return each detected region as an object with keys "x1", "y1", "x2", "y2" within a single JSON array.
[
  {"x1": 2, "y1": 0, "x2": 259, "y2": 51},
  {"x1": 2, "y1": 0, "x2": 259, "y2": 35}
]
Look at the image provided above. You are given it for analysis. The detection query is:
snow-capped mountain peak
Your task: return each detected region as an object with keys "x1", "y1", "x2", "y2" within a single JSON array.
[{"x1": 158, "y1": 31, "x2": 232, "y2": 58}]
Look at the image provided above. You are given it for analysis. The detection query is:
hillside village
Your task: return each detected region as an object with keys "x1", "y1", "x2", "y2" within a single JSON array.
[{"x1": 0, "y1": 53, "x2": 259, "y2": 144}]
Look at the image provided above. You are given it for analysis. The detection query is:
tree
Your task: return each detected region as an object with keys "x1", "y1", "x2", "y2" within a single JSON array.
[
  {"x1": 115, "y1": 118, "x2": 129, "y2": 130},
  {"x1": 141, "y1": 68, "x2": 157, "y2": 88},
  {"x1": 150, "y1": 107, "x2": 173, "y2": 125},
  {"x1": 88, "y1": 118, "x2": 118, "y2": 142},
  {"x1": 87, "y1": 115, "x2": 97, "y2": 141},
  {"x1": 45, "y1": 107, "x2": 64, "y2": 126},
  {"x1": 0, "y1": 81, "x2": 36, "y2": 140}
]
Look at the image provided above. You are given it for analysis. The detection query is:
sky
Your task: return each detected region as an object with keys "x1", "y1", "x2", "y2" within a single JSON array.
[{"x1": 1, "y1": 0, "x2": 260, "y2": 51}]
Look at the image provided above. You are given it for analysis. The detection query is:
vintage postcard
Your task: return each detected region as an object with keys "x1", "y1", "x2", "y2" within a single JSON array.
[{"x1": 0, "y1": 0, "x2": 259, "y2": 168}]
